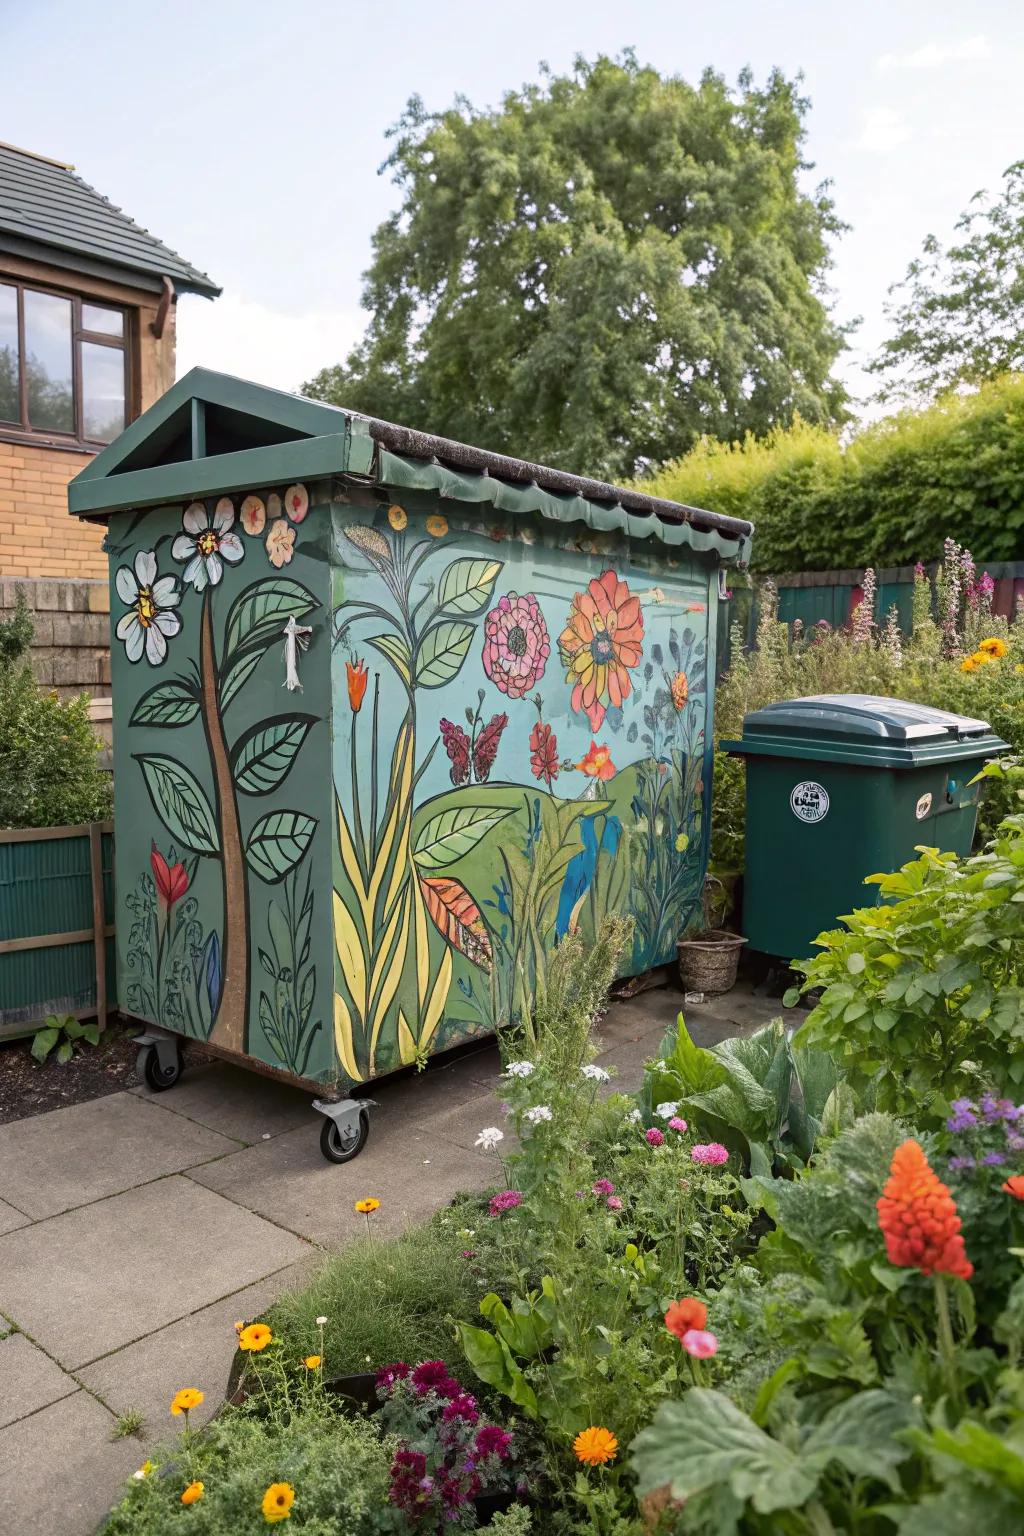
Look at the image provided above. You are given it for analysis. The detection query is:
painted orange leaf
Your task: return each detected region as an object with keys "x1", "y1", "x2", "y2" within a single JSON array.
[{"x1": 418, "y1": 875, "x2": 492, "y2": 971}]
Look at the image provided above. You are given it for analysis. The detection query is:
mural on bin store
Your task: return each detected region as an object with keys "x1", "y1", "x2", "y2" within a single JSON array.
[
  {"x1": 111, "y1": 483, "x2": 711, "y2": 1088},
  {"x1": 330, "y1": 502, "x2": 711, "y2": 1084}
]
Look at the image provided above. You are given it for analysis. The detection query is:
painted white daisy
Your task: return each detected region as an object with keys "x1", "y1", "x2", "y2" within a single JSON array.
[
  {"x1": 474, "y1": 1127, "x2": 504, "y2": 1151},
  {"x1": 114, "y1": 551, "x2": 181, "y2": 666},
  {"x1": 656, "y1": 1101, "x2": 681, "y2": 1120},
  {"x1": 581, "y1": 1065, "x2": 611, "y2": 1083},
  {"x1": 524, "y1": 1104, "x2": 553, "y2": 1125},
  {"x1": 504, "y1": 1060, "x2": 535, "y2": 1078},
  {"x1": 172, "y1": 499, "x2": 244, "y2": 590}
]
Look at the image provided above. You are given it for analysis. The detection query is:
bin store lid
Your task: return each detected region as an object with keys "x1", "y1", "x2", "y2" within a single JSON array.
[{"x1": 720, "y1": 694, "x2": 1010, "y2": 769}]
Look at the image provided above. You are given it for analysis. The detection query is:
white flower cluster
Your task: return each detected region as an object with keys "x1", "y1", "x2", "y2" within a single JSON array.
[
  {"x1": 524, "y1": 1104, "x2": 553, "y2": 1125},
  {"x1": 474, "y1": 1127, "x2": 505, "y2": 1151},
  {"x1": 625, "y1": 1107, "x2": 643, "y2": 1125},
  {"x1": 504, "y1": 1060, "x2": 535, "y2": 1078},
  {"x1": 655, "y1": 1101, "x2": 681, "y2": 1120},
  {"x1": 581, "y1": 1065, "x2": 611, "y2": 1083}
]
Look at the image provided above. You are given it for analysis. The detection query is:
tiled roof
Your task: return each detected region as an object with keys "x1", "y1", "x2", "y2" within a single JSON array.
[{"x1": 0, "y1": 142, "x2": 220, "y2": 297}]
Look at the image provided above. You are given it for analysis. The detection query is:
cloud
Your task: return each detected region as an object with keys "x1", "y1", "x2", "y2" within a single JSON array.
[
  {"x1": 876, "y1": 35, "x2": 990, "y2": 72},
  {"x1": 855, "y1": 107, "x2": 912, "y2": 155},
  {"x1": 174, "y1": 291, "x2": 365, "y2": 394}
]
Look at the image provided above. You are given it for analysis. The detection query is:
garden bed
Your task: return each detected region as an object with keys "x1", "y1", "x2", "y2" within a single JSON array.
[{"x1": 0, "y1": 1024, "x2": 213, "y2": 1125}]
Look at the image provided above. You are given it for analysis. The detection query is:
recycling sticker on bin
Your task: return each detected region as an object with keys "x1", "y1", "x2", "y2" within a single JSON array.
[{"x1": 790, "y1": 780, "x2": 829, "y2": 824}]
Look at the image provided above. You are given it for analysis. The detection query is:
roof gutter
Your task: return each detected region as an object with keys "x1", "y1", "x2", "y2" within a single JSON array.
[{"x1": 362, "y1": 417, "x2": 753, "y2": 544}]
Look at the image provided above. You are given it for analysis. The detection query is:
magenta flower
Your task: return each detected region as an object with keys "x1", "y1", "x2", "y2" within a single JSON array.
[
  {"x1": 668, "y1": 1116, "x2": 688, "y2": 1134},
  {"x1": 691, "y1": 1142, "x2": 729, "y2": 1165},
  {"x1": 592, "y1": 1178, "x2": 616, "y2": 1196},
  {"x1": 482, "y1": 592, "x2": 550, "y2": 698},
  {"x1": 475, "y1": 1425, "x2": 513, "y2": 1461},
  {"x1": 645, "y1": 1127, "x2": 665, "y2": 1147},
  {"x1": 375, "y1": 1361, "x2": 410, "y2": 1393},
  {"x1": 489, "y1": 1189, "x2": 524, "y2": 1216},
  {"x1": 442, "y1": 1393, "x2": 480, "y2": 1426},
  {"x1": 606, "y1": 1196, "x2": 623, "y2": 1211},
  {"x1": 681, "y1": 1329, "x2": 718, "y2": 1359},
  {"x1": 410, "y1": 1360, "x2": 453, "y2": 1395}
]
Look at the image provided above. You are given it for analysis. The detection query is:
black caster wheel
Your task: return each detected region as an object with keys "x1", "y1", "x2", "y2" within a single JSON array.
[
  {"x1": 140, "y1": 1042, "x2": 183, "y2": 1092},
  {"x1": 319, "y1": 1110, "x2": 369, "y2": 1164}
]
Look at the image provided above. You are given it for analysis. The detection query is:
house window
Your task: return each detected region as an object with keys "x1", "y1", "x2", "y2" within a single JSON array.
[{"x1": 0, "y1": 279, "x2": 130, "y2": 447}]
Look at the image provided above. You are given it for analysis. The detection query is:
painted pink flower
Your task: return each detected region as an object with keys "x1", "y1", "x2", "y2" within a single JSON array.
[
  {"x1": 529, "y1": 721, "x2": 559, "y2": 788},
  {"x1": 606, "y1": 1196, "x2": 623, "y2": 1211},
  {"x1": 482, "y1": 593, "x2": 550, "y2": 698},
  {"x1": 691, "y1": 1142, "x2": 729, "y2": 1166},
  {"x1": 668, "y1": 1117, "x2": 688, "y2": 1134},
  {"x1": 681, "y1": 1329, "x2": 718, "y2": 1359},
  {"x1": 592, "y1": 1178, "x2": 615, "y2": 1196},
  {"x1": 489, "y1": 1190, "x2": 524, "y2": 1216},
  {"x1": 645, "y1": 1128, "x2": 665, "y2": 1147}
]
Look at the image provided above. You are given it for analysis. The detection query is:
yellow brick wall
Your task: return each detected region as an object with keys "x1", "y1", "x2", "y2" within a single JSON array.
[{"x1": 0, "y1": 441, "x2": 106, "y2": 578}]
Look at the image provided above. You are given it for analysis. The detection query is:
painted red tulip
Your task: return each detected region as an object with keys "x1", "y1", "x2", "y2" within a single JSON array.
[
  {"x1": 151, "y1": 844, "x2": 189, "y2": 908},
  {"x1": 346, "y1": 658, "x2": 368, "y2": 713}
]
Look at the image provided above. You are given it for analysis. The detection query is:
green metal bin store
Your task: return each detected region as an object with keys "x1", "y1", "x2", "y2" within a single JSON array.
[
  {"x1": 721, "y1": 694, "x2": 1008, "y2": 962},
  {"x1": 68, "y1": 368, "x2": 753, "y2": 1161}
]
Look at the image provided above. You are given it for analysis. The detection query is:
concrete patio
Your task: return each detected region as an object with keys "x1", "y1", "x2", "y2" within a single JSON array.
[{"x1": 0, "y1": 982, "x2": 780, "y2": 1536}]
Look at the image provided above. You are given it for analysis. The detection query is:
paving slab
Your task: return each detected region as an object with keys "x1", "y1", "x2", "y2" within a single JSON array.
[
  {"x1": 0, "y1": 1175, "x2": 309, "y2": 1368},
  {"x1": 189, "y1": 1116, "x2": 494, "y2": 1247},
  {"x1": 0, "y1": 1091, "x2": 240, "y2": 1219},
  {"x1": 78, "y1": 1259, "x2": 316, "y2": 1436},
  {"x1": 367, "y1": 1043, "x2": 503, "y2": 1128},
  {"x1": 131, "y1": 1060, "x2": 314, "y2": 1143},
  {"x1": 0, "y1": 1389, "x2": 140, "y2": 1536},
  {"x1": 0, "y1": 1195, "x2": 29, "y2": 1234},
  {"x1": 0, "y1": 1332, "x2": 77, "y2": 1428}
]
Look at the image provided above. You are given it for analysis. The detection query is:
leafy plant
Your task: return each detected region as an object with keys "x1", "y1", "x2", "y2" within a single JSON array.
[
  {"x1": 257, "y1": 866, "x2": 321, "y2": 1076},
  {"x1": 31, "y1": 1013, "x2": 99, "y2": 1064}
]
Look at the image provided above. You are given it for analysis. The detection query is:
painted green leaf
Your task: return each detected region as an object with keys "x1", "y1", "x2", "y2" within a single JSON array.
[
  {"x1": 232, "y1": 714, "x2": 317, "y2": 796},
  {"x1": 223, "y1": 578, "x2": 319, "y2": 666},
  {"x1": 413, "y1": 804, "x2": 514, "y2": 871},
  {"x1": 246, "y1": 810, "x2": 317, "y2": 883},
  {"x1": 415, "y1": 620, "x2": 476, "y2": 689},
  {"x1": 135, "y1": 754, "x2": 219, "y2": 854},
  {"x1": 219, "y1": 646, "x2": 265, "y2": 711},
  {"x1": 129, "y1": 678, "x2": 200, "y2": 728},
  {"x1": 367, "y1": 631, "x2": 412, "y2": 682},
  {"x1": 435, "y1": 557, "x2": 503, "y2": 616}
]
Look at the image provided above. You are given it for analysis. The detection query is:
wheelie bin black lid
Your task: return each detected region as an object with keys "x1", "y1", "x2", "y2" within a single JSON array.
[{"x1": 720, "y1": 694, "x2": 1009, "y2": 769}]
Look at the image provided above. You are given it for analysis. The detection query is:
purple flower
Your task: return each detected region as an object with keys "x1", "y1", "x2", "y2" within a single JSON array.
[
  {"x1": 606, "y1": 1196, "x2": 623, "y2": 1211},
  {"x1": 645, "y1": 1128, "x2": 665, "y2": 1147},
  {"x1": 981, "y1": 1093, "x2": 1001, "y2": 1123},
  {"x1": 411, "y1": 1359, "x2": 453, "y2": 1395},
  {"x1": 460, "y1": 1249, "x2": 476, "y2": 1259},
  {"x1": 475, "y1": 1425, "x2": 513, "y2": 1460},
  {"x1": 489, "y1": 1189, "x2": 524, "y2": 1216},
  {"x1": 1008, "y1": 1134, "x2": 1024, "y2": 1152},
  {"x1": 691, "y1": 1142, "x2": 729, "y2": 1166},
  {"x1": 592, "y1": 1178, "x2": 616, "y2": 1196},
  {"x1": 983, "y1": 1151, "x2": 1007, "y2": 1166},
  {"x1": 948, "y1": 1155, "x2": 976, "y2": 1172}
]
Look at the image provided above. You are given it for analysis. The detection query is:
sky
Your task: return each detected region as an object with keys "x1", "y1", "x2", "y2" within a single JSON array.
[{"x1": 3, "y1": 0, "x2": 1023, "y2": 419}]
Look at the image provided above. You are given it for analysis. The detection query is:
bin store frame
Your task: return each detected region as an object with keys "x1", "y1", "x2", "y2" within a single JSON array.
[{"x1": 69, "y1": 370, "x2": 753, "y2": 1160}]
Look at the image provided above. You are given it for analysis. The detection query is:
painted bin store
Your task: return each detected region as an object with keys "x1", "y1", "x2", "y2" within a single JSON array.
[{"x1": 68, "y1": 370, "x2": 753, "y2": 1161}]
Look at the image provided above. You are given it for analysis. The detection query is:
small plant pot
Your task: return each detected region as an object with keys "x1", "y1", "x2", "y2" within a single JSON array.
[
  {"x1": 677, "y1": 930, "x2": 747, "y2": 995},
  {"x1": 324, "y1": 1371, "x2": 381, "y2": 1414}
]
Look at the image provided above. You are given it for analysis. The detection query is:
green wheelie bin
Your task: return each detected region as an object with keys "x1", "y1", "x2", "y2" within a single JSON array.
[{"x1": 721, "y1": 694, "x2": 1008, "y2": 960}]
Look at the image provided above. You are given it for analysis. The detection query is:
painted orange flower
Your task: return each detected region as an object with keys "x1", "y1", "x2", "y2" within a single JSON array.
[
  {"x1": 559, "y1": 569, "x2": 644, "y2": 730},
  {"x1": 426, "y1": 514, "x2": 448, "y2": 538},
  {"x1": 346, "y1": 658, "x2": 368, "y2": 713},
  {"x1": 238, "y1": 1323, "x2": 273, "y2": 1352},
  {"x1": 266, "y1": 519, "x2": 296, "y2": 568},
  {"x1": 664, "y1": 1297, "x2": 707, "y2": 1339},
  {"x1": 170, "y1": 1388, "x2": 204, "y2": 1416},
  {"x1": 876, "y1": 1139, "x2": 973, "y2": 1280},
  {"x1": 670, "y1": 671, "x2": 689, "y2": 710},
  {"x1": 1003, "y1": 1175, "x2": 1024, "y2": 1200},
  {"x1": 573, "y1": 1426, "x2": 618, "y2": 1466},
  {"x1": 181, "y1": 1481, "x2": 204, "y2": 1505},
  {"x1": 577, "y1": 741, "x2": 616, "y2": 781},
  {"x1": 387, "y1": 505, "x2": 408, "y2": 531}
]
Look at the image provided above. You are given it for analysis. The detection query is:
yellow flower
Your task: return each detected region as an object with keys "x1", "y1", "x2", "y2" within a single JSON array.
[
  {"x1": 1016, "y1": 664, "x2": 1024, "y2": 675},
  {"x1": 238, "y1": 1323, "x2": 273, "y2": 1353},
  {"x1": 354, "y1": 1197, "x2": 381, "y2": 1214},
  {"x1": 979, "y1": 636, "x2": 1008, "y2": 658},
  {"x1": 574, "y1": 1425, "x2": 618, "y2": 1466},
  {"x1": 675, "y1": 833, "x2": 689, "y2": 853},
  {"x1": 972, "y1": 650, "x2": 992, "y2": 665},
  {"x1": 234, "y1": 1320, "x2": 245, "y2": 1334},
  {"x1": 133, "y1": 1460, "x2": 155, "y2": 1481},
  {"x1": 262, "y1": 1482, "x2": 296, "y2": 1523},
  {"x1": 961, "y1": 656, "x2": 978, "y2": 673},
  {"x1": 387, "y1": 505, "x2": 408, "y2": 530},
  {"x1": 303, "y1": 1355, "x2": 322, "y2": 1369},
  {"x1": 170, "y1": 1388, "x2": 204, "y2": 1417},
  {"x1": 426, "y1": 514, "x2": 448, "y2": 538},
  {"x1": 181, "y1": 1481, "x2": 204, "y2": 1505}
]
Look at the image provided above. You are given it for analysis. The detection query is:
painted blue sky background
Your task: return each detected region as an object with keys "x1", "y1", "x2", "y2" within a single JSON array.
[{"x1": 3, "y1": 0, "x2": 1022, "y2": 416}]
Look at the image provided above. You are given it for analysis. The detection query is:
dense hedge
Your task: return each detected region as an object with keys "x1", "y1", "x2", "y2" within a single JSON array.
[{"x1": 645, "y1": 373, "x2": 1024, "y2": 572}]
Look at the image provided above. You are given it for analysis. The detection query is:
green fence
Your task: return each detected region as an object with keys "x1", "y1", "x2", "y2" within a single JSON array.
[{"x1": 0, "y1": 822, "x2": 115, "y2": 1040}]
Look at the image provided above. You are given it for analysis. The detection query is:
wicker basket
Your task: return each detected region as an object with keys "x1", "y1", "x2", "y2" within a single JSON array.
[{"x1": 676, "y1": 930, "x2": 747, "y2": 995}]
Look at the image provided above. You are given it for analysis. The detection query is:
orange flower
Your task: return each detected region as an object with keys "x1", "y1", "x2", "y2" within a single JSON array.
[
  {"x1": 559, "y1": 569, "x2": 645, "y2": 730},
  {"x1": 181, "y1": 1481, "x2": 204, "y2": 1505},
  {"x1": 576, "y1": 741, "x2": 616, "y2": 781},
  {"x1": 1003, "y1": 1175, "x2": 1024, "y2": 1200},
  {"x1": 664, "y1": 1297, "x2": 707, "y2": 1339},
  {"x1": 346, "y1": 658, "x2": 368, "y2": 713},
  {"x1": 573, "y1": 1425, "x2": 618, "y2": 1466},
  {"x1": 238, "y1": 1323, "x2": 273, "y2": 1352},
  {"x1": 262, "y1": 1482, "x2": 296, "y2": 1523},
  {"x1": 303, "y1": 1355, "x2": 322, "y2": 1369},
  {"x1": 354, "y1": 1197, "x2": 380, "y2": 1214},
  {"x1": 876, "y1": 1139, "x2": 973, "y2": 1280},
  {"x1": 170, "y1": 1388, "x2": 204, "y2": 1417},
  {"x1": 670, "y1": 671, "x2": 689, "y2": 710},
  {"x1": 979, "y1": 636, "x2": 1008, "y2": 658}
]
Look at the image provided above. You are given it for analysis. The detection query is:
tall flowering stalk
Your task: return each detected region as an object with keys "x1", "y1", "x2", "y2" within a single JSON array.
[
  {"x1": 851, "y1": 567, "x2": 876, "y2": 644},
  {"x1": 938, "y1": 537, "x2": 963, "y2": 656},
  {"x1": 881, "y1": 605, "x2": 903, "y2": 669}
]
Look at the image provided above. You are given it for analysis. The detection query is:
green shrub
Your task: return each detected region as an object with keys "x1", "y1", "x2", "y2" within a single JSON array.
[
  {"x1": 645, "y1": 373, "x2": 1024, "y2": 572},
  {"x1": 0, "y1": 591, "x2": 110, "y2": 829}
]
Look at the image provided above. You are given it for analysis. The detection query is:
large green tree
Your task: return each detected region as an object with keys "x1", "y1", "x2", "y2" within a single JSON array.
[
  {"x1": 869, "y1": 161, "x2": 1024, "y2": 404},
  {"x1": 305, "y1": 53, "x2": 849, "y2": 481}
]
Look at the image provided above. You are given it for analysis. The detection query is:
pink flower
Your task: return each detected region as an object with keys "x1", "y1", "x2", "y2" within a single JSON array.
[
  {"x1": 482, "y1": 593, "x2": 550, "y2": 698},
  {"x1": 489, "y1": 1190, "x2": 524, "y2": 1216},
  {"x1": 606, "y1": 1196, "x2": 623, "y2": 1211},
  {"x1": 592, "y1": 1179, "x2": 615, "y2": 1196},
  {"x1": 691, "y1": 1142, "x2": 729, "y2": 1166},
  {"x1": 475, "y1": 1425, "x2": 513, "y2": 1461},
  {"x1": 668, "y1": 1117, "x2": 688, "y2": 1134},
  {"x1": 645, "y1": 1128, "x2": 665, "y2": 1147},
  {"x1": 681, "y1": 1329, "x2": 718, "y2": 1359}
]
